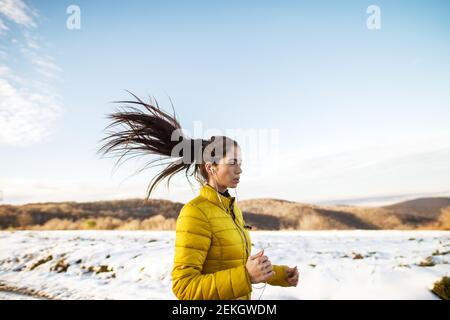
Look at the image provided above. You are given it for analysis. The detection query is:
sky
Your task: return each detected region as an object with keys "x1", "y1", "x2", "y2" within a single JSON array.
[{"x1": 1, "y1": 0, "x2": 450, "y2": 206}]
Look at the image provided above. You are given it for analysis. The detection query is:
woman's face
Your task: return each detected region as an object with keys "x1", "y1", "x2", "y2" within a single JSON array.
[{"x1": 209, "y1": 145, "x2": 243, "y2": 189}]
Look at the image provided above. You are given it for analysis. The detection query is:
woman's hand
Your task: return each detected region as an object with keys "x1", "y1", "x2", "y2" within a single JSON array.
[
  {"x1": 246, "y1": 249, "x2": 275, "y2": 284},
  {"x1": 285, "y1": 266, "x2": 299, "y2": 286}
]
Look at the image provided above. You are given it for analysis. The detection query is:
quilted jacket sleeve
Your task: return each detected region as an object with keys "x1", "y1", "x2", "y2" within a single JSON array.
[
  {"x1": 267, "y1": 264, "x2": 291, "y2": 287},
  {"x1": 171, "y1": 204, "x2": 252, "y2": 300}
]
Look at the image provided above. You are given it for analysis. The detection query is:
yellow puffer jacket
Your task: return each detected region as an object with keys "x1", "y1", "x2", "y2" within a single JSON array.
[{"x1": 172, "y1": 183, "x2": 291, "y2": 300}]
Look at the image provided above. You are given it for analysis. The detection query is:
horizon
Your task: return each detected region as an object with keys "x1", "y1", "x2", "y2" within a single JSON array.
[{"x1": 2, "y1": 188, "x2": 450, "y2": 208}]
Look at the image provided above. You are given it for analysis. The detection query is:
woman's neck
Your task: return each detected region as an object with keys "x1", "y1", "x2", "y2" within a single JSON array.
[{"x1": 207, "y1": 181, "x2": 227, "y2": 193}]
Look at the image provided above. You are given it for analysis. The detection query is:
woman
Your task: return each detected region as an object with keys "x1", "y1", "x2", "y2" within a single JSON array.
[{"x1": 99, "y1": 92, "x2": 299, "y2": 300}]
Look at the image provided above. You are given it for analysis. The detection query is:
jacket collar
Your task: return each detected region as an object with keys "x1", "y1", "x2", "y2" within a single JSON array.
[{"x1": 200, "y1": 183, "x2": 235, "y2": 211}]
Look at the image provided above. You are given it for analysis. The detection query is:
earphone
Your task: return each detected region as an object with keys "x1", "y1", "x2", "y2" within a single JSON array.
[{"x1": 208, "y1": 165, "x2": 267, "y2": 300}]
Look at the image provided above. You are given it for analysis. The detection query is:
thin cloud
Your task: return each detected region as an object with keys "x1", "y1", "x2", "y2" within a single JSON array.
[
  {"x1": 0, "y1": 0, "x2": 37, "y2": 28},
  {"x1": 0, "y1": 18, "x2": 9, "y2": 33},
  {"x1": 0, "y1": 0, "x2": 62, "y2": 146}
]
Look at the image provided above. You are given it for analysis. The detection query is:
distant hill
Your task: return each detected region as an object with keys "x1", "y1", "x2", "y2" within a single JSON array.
[
  {"x1": 0, "y1": 199, "x2": 183, "y2": 230},
  {"x1": 0, "y1": 197, "x2": 449, "y2": 230},
  {"x1": 238, "y1": 198, "x2": 450, "y2": 230},
  {"x1": 382, "y1": 197, "x2": 450, "y2": 219}
]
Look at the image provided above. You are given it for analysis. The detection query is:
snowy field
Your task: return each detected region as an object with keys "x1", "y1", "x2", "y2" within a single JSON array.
[{"x1": 0, "y1": 230, "x2": 448, "y2": 300}]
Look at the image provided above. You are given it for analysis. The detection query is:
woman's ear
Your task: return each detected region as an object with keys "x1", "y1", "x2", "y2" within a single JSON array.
[{"x1": 205, "y1": 162, "x2": 214, "y2": 174}]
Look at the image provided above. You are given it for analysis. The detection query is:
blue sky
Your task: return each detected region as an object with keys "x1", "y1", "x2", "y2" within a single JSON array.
[{"x1": 1, "y1": 0, "x2": 450, "y2": 205}]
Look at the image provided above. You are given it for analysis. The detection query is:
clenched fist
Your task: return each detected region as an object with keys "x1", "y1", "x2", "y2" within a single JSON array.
[
  {"x1": 245, "y1": 249, "x2": 275, "y2": 284},
  {"x1": 285, "y1": 265, "x2": 299, "y2": 286}
]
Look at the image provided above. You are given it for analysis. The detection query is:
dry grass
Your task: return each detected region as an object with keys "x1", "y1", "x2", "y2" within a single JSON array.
[
  {"x1": 352, "y1": 253, "x2": 364, "y2": 260},
  {"x1": 29, "y1": 255, "x2": 53, "y2": 271},
  {"x1": 1, "y1": 197, "x2": 449, "y2": 231},
  {"x1": 431, "y1": 276, "x2": 450, "y2": 300},
  {"x1": 51, "y1": 259, "x2": 70, "y2": 273},
  {"x1": 0, "y1": 199, "x2": 180, "y2": 230},
  {"x1": 437, "y1": 207, "x2": 450, "y2": 230},
  {"x1": 22, "y1": 215, "x2": 176, "y2": 231},
  {"x1": 240, "y1": 197, "x2": 450, "y2": 230},
  {"x1": 418, "y1": 256, "x2": 436, "y2": 267}
]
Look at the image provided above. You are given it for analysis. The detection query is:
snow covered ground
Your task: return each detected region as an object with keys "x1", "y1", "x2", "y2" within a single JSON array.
[
  {"x1": 0, "y1": 291, "x2": 41, "y2": 300},
  {"x1": 0, "y1": 230, "x2": 448, "y2": 300}
]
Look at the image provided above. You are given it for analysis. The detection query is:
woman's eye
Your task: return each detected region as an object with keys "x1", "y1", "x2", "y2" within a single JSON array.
[{"x1": 228, "y1": 160, "x2": 242, "y2": 166}]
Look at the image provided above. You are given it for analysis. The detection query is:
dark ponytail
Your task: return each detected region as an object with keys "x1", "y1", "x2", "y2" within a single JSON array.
[{"x1": 98, "y1": 91, "x2": 238, "y2": 201}]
